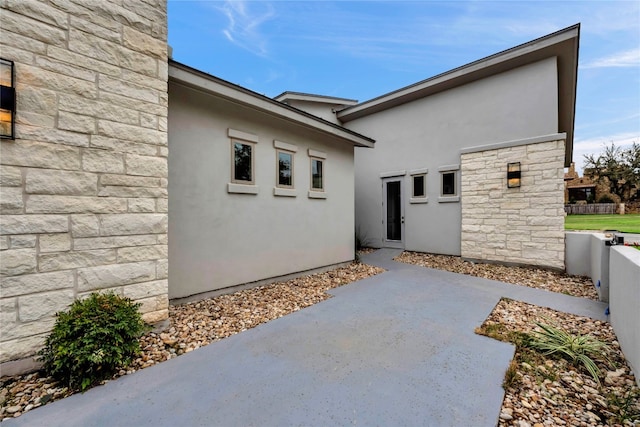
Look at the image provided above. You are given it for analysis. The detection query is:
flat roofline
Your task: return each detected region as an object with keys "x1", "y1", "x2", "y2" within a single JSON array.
[
  {"x1": 274, "y1": 91, "x2": 358, "y2": 106},
  {"x1": 338, "y1": 24, "x2": 579, "y2": 166},
  {"x1": 169, "y1": 61, "x2": 374, "y2": 148}
]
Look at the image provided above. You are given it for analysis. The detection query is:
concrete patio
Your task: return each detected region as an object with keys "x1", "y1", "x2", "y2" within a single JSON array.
[{"x1": 3, "y1": 249, "x2": 608, "y2": 427}]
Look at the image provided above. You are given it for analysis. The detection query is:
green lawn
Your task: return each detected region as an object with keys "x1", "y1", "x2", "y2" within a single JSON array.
[{"x1": 565, "y1": 214, "x2": 640, "y2": 234}]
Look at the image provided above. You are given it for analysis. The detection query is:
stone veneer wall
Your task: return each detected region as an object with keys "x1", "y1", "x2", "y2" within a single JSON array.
[
  {"x1": 0, "y1": 0, "x2": 169, "y2": 369},
  {"x1": 460, "y1": 137, "x2": 566, "y2": 270}
]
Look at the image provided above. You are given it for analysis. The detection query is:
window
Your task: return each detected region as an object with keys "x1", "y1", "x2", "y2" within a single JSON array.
[
  {"x1": 409, "y1": 168, "x2": 428, "y2": 204},
  {"x1": 277, "y1": 150, "x2": 293, "y2": 188},
  {"x1": 438, "y1": 164, "x2": 460, "y2": 202},
  {"x1": 308, "y1": 149, "x2": 327, "y2": 199},
  {"x1": 311, "y1": 158, "x2": 323, "y2": 190},
  {"x1": 228, "y1": 128, "x2": 259, "y2": 194},
  {"x1": 232, "y1": 141, "x2": 254, "y2": 183},
  {"x1": 413, "y1": 174, "x2": 426, "y2": 198},
  {"x1": 441, "y1": 172, "x2": 455, "y2": 196}
]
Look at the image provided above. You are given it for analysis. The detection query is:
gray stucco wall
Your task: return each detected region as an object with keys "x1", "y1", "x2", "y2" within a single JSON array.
[
  {"x1": 609, "y1": 246, "x2": 640, "y2": 386},
  {"x1": 589, "y1": 233, "x2": 611, "y2": 302},
  {"x1": 168, "y1": 82, "x2": 356, "y2": 299},
  {"x1": 285, "y1": 100, "x2": 344, "y2": 125},
  {"x1": 345, "y1": 57, "x2": 559, "y2": 254},
  {"x1": 565, "y1": 232, "x2": 593, "y2": 276}
]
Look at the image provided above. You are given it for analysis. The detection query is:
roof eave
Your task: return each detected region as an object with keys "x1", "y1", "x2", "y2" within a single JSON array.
[
  {"x1": 337, "y1": 24, "x2": 580, "y2": 166},
  {"x1": 274, "y1": 91, "x2": 359, "y2": 106},
  {"x1": 169, "y1": 61, "x2": 375, "y2": 148}
]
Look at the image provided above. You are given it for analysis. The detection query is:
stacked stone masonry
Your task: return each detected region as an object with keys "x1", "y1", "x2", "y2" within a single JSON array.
[
  {"x1": 0, "y1": 0, "x2": 169, "y2": 366},
  {"x1": 460, "y1": 139, "x2": 566, "y2": 270}
]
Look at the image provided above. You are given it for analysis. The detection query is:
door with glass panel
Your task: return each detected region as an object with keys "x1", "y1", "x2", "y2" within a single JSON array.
[{"x1": 382, "y1": 177, "x2": 404, "y2": 248}]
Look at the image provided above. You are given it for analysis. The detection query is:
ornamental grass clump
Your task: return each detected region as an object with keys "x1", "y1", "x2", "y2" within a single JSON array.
[
  {"x1": 527, "y1": 321, "x2": 610, "y2": 385},
  {"x1": 39, "y1": 292, "x2": 147, "y2": 391}
]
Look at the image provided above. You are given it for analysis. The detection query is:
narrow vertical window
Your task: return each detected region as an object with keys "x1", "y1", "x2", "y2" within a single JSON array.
[
  {"x1": 277, "y1": 150, "x2": 293, "y2": 188},
  {"x1": 232, "y1": 141, "x2": 254, "y2": 184},
  {"x1": 412, "y1": 174, "x2": 426, "y2": 198},
  {"x1": 441, "y1": 172, "x2": 456, "y2": 196},
  {"x1": 311, "y1": 158, "x2": 324, "y2": 191}
]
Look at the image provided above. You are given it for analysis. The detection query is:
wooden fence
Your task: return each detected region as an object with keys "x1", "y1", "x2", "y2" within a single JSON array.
[{"x1": 564, "y1": 203, "x2": 617, "y2": 215}]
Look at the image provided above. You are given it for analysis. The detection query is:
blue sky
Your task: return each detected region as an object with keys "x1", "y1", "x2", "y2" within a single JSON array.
[{"x1": 168, "y1": 1, "x2": 640, "y2": 173}]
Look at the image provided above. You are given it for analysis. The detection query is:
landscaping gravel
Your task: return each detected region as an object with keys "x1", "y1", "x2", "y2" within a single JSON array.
[
  {"x1": 395, "y1": 251, "x2": 599, "y2": 300},
  {"x1": 479, "y1": 299, "x2": 639, "y2": 427}
]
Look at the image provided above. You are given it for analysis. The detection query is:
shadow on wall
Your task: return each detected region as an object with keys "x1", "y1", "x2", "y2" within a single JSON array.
[{"x1": 565, "y1": 231, "x2": 640, "y2": 387}]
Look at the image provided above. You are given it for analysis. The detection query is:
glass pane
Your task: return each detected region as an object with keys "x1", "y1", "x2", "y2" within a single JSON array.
[
  {"x1": 0, "y1": 109, "x2": 11, "y2": 137},
  {"x1": 0, "y1": 60, "x2": 11, "y2": 87},
  {"x1": 312, "y1": 159, "x2": 323, "y2": 189},
  {"x1": 278, "y1": 152, "x2": 292, "y2": 186},
  {"x1": 386, "y1": 181, "x2": 401, "y2": 240},
  {"x1": 413, "y1": 175, "x2": 425, "y2": 197},
  {"x1": 234, "y1": 142, "x2": 252, "y2": 182},
  {"x1": 442, "y1": 172, "x2": 455, "y2": 195}
]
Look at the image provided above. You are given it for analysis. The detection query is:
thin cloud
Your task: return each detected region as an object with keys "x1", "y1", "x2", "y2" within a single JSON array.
[
  {"x1": 217, "y1": 1, "x2": 275, "y2": 57},
  {"x1": 582, "y1": 49, "x2": 640, "y2": 69}
]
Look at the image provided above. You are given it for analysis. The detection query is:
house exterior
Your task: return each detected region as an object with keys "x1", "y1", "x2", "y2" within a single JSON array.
[
  {"x1": 565, "y1": 163, "x2": 597, "y2": 203},
  {"x1": 0, "y1": 0, "x2": 579, "y2": 375},
  {"x1": 168, "y1": 62, "x2": 373, "y2": 300},
  {"x1": 285, "y1": 25, "x2": 579, "y2": 270}
]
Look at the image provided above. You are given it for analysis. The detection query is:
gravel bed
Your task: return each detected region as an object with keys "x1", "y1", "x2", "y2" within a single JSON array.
[
  {"x1": 0, "y1": 262, "x2": 384, "y2": 420},
  {"x1": 478, "y1": 299, "x2": 639, "y2": 427},
  {"x1": 395, "y1": 251, "x2": 598, "y2": 300}
]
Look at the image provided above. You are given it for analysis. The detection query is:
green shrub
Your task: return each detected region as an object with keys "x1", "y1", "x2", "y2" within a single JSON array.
[
  {"x1": 39, "y1": 292, "x2": 147, "y2": 391},
  {"x1": 598, "y1": 194, "x2": 615, "y2": 204},
  {"x1": 527, "y1": 321, "x2": 610, "y2": 384}
]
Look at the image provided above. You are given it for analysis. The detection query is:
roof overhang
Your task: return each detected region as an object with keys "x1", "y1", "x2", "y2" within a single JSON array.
[
  {"x1": 274, "y1": 91, "x2": 358, "y2": 106},
  {"x1": 169, "y1": 61, "x2": 375, "y2": 148},
  {"x1": 337, "y1": 24, "x2": 580, "y2": 166}
]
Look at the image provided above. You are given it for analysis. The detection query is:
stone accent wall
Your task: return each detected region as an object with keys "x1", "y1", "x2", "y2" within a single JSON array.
[
  {"x1": 0, "y1": 0, "x2": 169, "y2": 367},
  {"x1": 460, "y1": 138, "x2": 565, "y2": 270}
]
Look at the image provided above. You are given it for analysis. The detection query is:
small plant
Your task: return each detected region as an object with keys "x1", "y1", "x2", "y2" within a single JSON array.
[
  {"x1": 527, "y1": 321, "x2": 610, "y2": 384},
  {"x1": 39, "y1": 292, "x2": 148, "y2": 391},
  {"x1": 606, "y1": 388, "x2": 640, "y2": 424},
  {"x1": 503, "y1": 360, "x2": 519, "y2": 389}
]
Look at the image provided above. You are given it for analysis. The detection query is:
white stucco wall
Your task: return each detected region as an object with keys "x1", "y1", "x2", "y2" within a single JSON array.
[
  {"x1": 344, "y1": 57, "x2": 559, "y2": 255},
  {"x1": 284, "y1": 99, "x2": 344, "y2": 125},
  {"x1": 168, "y1": 82, "x2": 356, "y2": 299}
]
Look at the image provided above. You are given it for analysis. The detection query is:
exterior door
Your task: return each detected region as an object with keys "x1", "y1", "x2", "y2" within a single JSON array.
[{"x1": 382, "y1": 178, "x2": 404, "y2": 248}]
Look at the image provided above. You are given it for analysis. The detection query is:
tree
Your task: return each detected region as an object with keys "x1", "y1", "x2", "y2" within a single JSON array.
[{"x1": 583, "y1": 142, "x2": 640, "y2": 202}]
